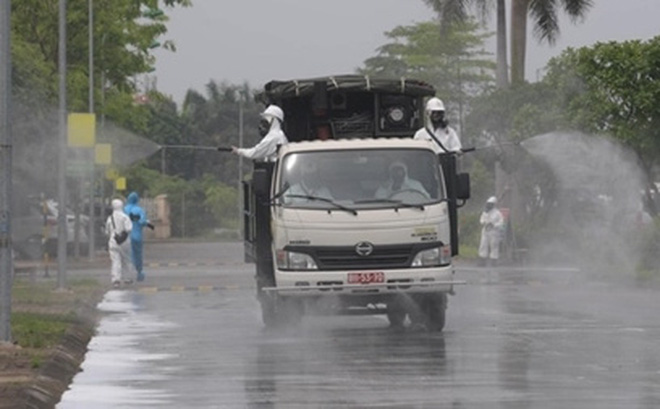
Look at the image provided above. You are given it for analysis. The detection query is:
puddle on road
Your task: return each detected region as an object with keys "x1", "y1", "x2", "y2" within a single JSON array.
[{"x1": 58, "y1": 290, "x2": 179, "y2": 408}]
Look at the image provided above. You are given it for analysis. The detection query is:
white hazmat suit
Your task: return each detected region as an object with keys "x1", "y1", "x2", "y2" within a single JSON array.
[
  {"x1": 375, "y1": 161, "x2": 429, "y2": 199},
  {"x1": 478, "y1": 196, "x2": 504, "y2": 261},
  {"x1": 106, "y1": 198, "x2": 133, "y2": 286},
  {"x1": 413, "y1": 97, "x2": 462, "y2": 154},
  {"x1": 234, "y1": 104, "x2": 288, "y2": 162}
]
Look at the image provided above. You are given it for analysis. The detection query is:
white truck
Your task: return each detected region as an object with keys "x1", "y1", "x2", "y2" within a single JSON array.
[{"x1": 242, "y1": 75, "x2": 470, "y2": 331}]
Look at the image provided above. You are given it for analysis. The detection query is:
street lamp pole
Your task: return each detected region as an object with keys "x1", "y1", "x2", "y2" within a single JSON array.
[
  {"x1": 237, "y1": 95, "x2": 244, "y2": 239},
  {"x1": 88, "y1": 0, "x2": 96, "y2": 261},
  {"x1": 0, "y1": 0, "x2": 13, "y2": 342},
  {"x1": 57, "y1": 0, "x2": 68, "y2": 289}
]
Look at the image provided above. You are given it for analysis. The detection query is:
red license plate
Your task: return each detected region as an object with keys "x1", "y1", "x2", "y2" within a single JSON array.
[{"x1": 347, "y1": 272, "x2": 385, "y2": 284}]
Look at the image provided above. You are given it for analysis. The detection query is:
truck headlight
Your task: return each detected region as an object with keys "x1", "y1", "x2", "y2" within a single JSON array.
[
  {"x1": 412, "y1": 245, "x2": 451, "y2": 267},
  {"x1": 276, "y1": 250, "x2": 318, "y2": 270}
]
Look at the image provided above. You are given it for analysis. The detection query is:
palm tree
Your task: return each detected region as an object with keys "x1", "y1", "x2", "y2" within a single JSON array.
[
  {"x1": 495, "y1": 0, "x2": 508, "y2": 88},
  {"x1": 424, "y1": 0, "x2": 593, "y2": 86},
  {"x1": 510, "y1": 0, "x2": 593, "y2": 84},
  {"x1": 424, "y1": 0, "x2": 507, "y2": 87}
]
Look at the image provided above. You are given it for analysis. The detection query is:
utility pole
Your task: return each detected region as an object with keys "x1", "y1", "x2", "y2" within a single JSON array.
[
  {"x1": 237, "y1": 95, "x2": 244, "y2": 239},
  {"x1": 88, "y1": 0, "x2": 95, "y2": 261},
  {"x1": 57, "y1": 0, "x2": 68, "y2": 289},
  {"x1": 0, "y1": 0, "x2": 13, "y2": 342}
]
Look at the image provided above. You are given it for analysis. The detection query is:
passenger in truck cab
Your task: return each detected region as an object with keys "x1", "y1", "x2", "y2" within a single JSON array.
[
  {"x1": 375, "y1": 161, "x2": 429, "y2": 199},
  {"x1": 284, "y1": 162, "x2": 334, "y2": 204},
  {"x1": 232, "y1": 104, "x2": 288, "y2": 161}
]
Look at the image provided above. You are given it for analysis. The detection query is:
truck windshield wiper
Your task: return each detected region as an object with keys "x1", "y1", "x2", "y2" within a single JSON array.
[
  {"x1": 272, "y1": 182, "x2": 290, "y2": 200},
  {"x1": 284, "y1": 194, "x2": 358, "y2": 215},
  {"x1": 354, "y1": 198, "x2": 425, "y2": 211}
]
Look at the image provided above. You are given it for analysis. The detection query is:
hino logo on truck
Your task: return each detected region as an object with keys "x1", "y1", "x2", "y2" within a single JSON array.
[{"x1": 355, "y1": 241, "x2": 374, "y2": 256}]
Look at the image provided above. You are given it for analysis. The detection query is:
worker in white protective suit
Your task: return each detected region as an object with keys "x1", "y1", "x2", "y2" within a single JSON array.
[
  {"x1": 478, "y1": 196, "x2": 504, "y2": 266},
  {"x1": 284, "y1": 162, "x2": 334, "y2": 204},
  {"x1": 413, "y1": 97, "x2": 462, "y2": 154},
  {"x1": 106, "y1": 198, "x2": 133, "y2": 288},
  {"x1": 232, "y1": 104, "x2": 288, "y2": 162},
  {"x1": 375, "y1": 161, "x2": 429, "y2": 199}
]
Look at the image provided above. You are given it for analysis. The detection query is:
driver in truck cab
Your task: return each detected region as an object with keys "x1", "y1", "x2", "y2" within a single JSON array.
[
  {"x1": 283, "y1": 161, "x2": 334, "y2": 204},
  {"x1": 375, "y1": 161, "x2": 429, "y2": 199},
  {"x1": 232, "y1": 104, "x2": 288, "y2": 162}
]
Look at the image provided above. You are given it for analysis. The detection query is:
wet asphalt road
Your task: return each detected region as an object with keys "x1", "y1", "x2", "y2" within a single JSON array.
[{"x1": 58, "y1": 241, "x2": 660, "y2": 408}]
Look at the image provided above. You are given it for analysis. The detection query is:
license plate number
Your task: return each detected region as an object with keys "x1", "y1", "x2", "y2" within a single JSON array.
[{"x1": 347, "y1": 272, "x2": 385, "y2": 284}]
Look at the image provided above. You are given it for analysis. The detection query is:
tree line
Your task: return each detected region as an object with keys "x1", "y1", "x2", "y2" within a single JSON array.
[{"x1": 8, "y1": 1, "x2": 659, "y2": 269}]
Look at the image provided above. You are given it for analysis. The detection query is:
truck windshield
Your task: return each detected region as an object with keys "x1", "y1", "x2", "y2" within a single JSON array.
[{"x1": 278, "y1": 149, "x2": 445, "y2": 210}]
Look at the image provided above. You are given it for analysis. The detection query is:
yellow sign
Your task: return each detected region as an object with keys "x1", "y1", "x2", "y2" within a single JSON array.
[
  {"x1": 95, "y1": 143, "x2": 112, "y2": 165},
  {"x1": 116, "y1": 177, "x2": 126, "y2": 191},
  {"x1": 68, "y1": 113, "x2": 96, "y2": 147}
]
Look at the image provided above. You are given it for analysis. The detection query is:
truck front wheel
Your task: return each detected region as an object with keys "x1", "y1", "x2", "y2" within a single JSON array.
[
  {"x1": 409, "y1": 293, "x2": 447, "y2": 332},
  {"x1": 386, "y1": 296, "x2": 407, "y2": 329},
  {"x1": 260, "y1": 294, "x2": 304, "y2": 329},
  {"x1": 426, "y1": 293, "x2": 447, "y2": 332}
]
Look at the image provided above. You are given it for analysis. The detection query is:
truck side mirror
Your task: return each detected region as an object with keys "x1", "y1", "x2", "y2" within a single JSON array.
[
  {"x1": 253, "y1": 169, "x2": 270, "y2": 196},
  {"x1": 456, "y1": 173, "x2": 470, "y2": 201}
]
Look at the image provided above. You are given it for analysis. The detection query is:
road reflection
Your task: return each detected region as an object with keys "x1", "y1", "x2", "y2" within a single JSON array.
[{"x1": 245, "y1": 322, "x2": 452, "y2": 408}]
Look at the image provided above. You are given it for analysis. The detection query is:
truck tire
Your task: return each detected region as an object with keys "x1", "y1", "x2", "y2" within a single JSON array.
[
  {"x1": 409, "y1": 293, "x2": 447, "y2": 332},
  {"x1": 280, "y1": 297, "x2": 304, "y2": 326},
  {"x1": 426, "y1": 293, "x2": 447, "y2": 332},
  {"x1": 260, "y1": 295, "x2": 303, "y2": 328},
  {"x1": 386, "y1": 297, "x2": 406, "y2": 329},
  {"x1": 260, "y1": 296, "x2": 278, "y2": 328},
  {"x1": 256, "y1": 259, "x2": 279, "y2": 328}
]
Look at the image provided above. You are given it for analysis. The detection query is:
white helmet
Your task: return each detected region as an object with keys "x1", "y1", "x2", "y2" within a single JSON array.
[
  {"x1": 111, "y1": 198, "x2": 124, "y2": 210},
  {"x1": 425, "y1": 97, "x2": 445, "y2": 113},
  {"x1": 486, "y1": 196, "x2": 497, "y2": 204},
  {"x1": 261, "y1": 105, "x2": 284, "y2": 122}
]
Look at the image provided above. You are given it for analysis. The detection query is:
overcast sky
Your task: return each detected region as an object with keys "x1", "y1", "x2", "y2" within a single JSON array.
[{"x1": 152, "y1": 0, "x2": 660, "y2": 104}]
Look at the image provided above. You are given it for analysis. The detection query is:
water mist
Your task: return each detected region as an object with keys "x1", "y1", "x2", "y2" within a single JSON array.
[{"x1": 517, "y1": 131, "x2": 649, "y2": 278}]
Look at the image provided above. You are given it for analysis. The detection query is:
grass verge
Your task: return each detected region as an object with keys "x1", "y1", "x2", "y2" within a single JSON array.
[{"x1": 0, "y1": 276, "x2": 106, "y2": 408}]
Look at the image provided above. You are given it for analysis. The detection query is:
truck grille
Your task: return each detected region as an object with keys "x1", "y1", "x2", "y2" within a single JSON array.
[
  {"x1": 283, "y1": 242, "x2": 443, "y2": 271},
  {"x1": 315, "y1": 245, "x2": 414, "y2": 270}
]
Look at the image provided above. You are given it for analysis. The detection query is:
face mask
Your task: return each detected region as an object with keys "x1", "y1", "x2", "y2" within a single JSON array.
[
  {"x1": 258, "y1": 118, "x2": 271, "y2": 137},
  {"x1": 430, "y1": 111, "x2": 447, "y2": 129}
]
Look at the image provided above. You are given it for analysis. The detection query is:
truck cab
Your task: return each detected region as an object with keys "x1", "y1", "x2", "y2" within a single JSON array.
[{"x1": 242, "y1": 75, "x2": 470, "y2": 330}]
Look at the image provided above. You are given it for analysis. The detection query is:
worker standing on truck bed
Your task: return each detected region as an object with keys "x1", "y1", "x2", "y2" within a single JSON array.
[
  {"x1": 232, "y1": 104, "x2": 288, "y2": 161},
  {"x1": 413, "y1": 97, "x2": 462, "y2": 154}
]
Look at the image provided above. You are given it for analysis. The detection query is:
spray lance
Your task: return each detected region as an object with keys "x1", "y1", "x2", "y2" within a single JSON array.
[
  {"x1": 463, "y1": 141, "x2": 523, "y2": 153},
  {"x1": 156, "y1": 144, "x2": 235, "y2": 175},
  {"x1": 158, "y1": 144, "x2": 230, "y2": 152}
]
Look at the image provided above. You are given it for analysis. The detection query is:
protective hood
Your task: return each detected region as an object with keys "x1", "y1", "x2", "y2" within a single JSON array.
[
  {"x1": 389, "y1": 161, "x2": 408, "y2": 177},
  {"x1": 111, "y1": 199, "x2": 124, "y2": 211},
  {"x1": 127, "y1": 192, "x2": 139, "y2": 205}
]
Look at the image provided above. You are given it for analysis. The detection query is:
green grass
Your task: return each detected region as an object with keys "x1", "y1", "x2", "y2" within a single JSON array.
[
  {"x1": 10, "y1": 312, "x2": 75, "y2": 348},
  {"x1": 10, "y1": 277, "x2": 105, "y2": 349}
]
